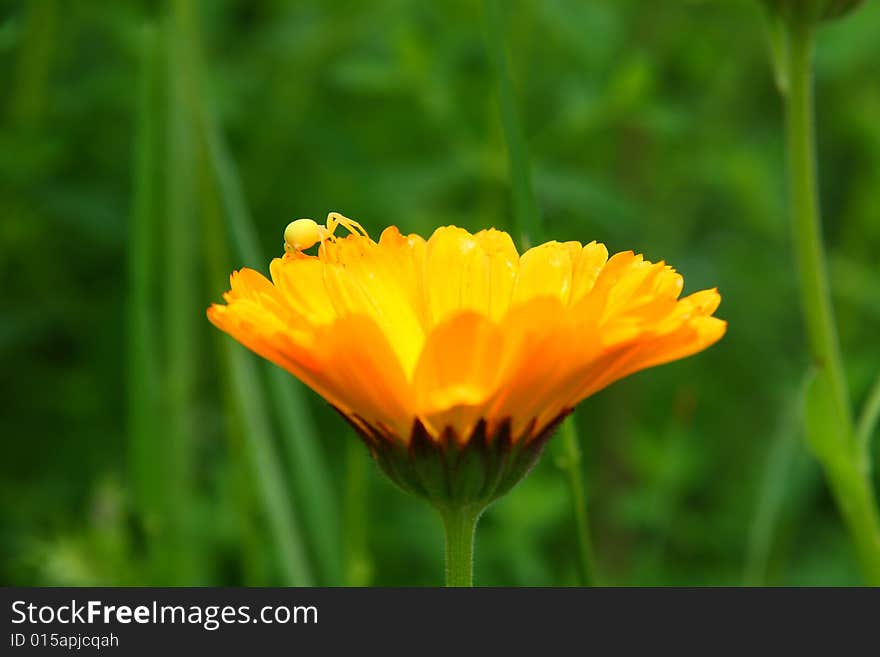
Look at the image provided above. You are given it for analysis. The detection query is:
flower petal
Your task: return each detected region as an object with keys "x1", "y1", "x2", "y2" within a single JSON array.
[
  {"x1": 413, "y1": 311, "x2": 505, "y2": 439},
  {"x1": 312, "y1": 314, "x2": 415, "y2": 442},
  {"x1": 320, "y1": 234, "x2": 426, "y2": 375},
  {"x1": 511, "y1": 241, "x2": 580, "y2": 305},
  {"x1": 473, "y1": 228, "x2": 520, "y2": 321},
  {"x1": 423, "y1": 226, "x2": 490, "y2": 326}
]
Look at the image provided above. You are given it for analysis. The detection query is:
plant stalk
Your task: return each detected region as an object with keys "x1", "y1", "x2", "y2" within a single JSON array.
[
  {"x1": 783, "y1": 16, "x2": 880, "y2": 584},
  {"x1": 560, "y1": 417, "x2": 597, "y2": 586},
  {"x1": 440, "y1": 506, "x2": 482, "y2": 587},
  {"x1": 784, "y1": 18, "x2": 851, "y2": 437}
]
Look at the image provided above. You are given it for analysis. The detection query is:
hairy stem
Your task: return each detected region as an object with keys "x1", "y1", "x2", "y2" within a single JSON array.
[{"x1": 440, "y1": 506, "x2": 482, "y2": 587}]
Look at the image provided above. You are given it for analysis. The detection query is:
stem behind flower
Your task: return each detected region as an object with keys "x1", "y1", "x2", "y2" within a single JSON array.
[
  {"x1": 782, "y1": 15, "x2": 880, "y2": 584},
  {"x1": 784, "y1": 18, "x2": 852, "y2": 440},
  {"x1": 560, "y1": 416, "x2": 597, "y2": 586}
]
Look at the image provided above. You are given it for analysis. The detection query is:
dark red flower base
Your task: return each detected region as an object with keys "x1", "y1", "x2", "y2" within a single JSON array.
[{"x1": 336, "y1": 411, "x2": 571, "y2": 509}]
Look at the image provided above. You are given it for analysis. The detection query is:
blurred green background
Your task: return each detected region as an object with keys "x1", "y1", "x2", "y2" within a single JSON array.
[{"x1": 2, "y1": 0, "x2": 879, "y2": 586}]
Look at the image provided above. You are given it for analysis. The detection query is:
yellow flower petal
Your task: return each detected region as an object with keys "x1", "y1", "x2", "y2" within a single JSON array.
[
  {"x1": 473, "y1": 228, "x2": 519, "y2": 321},
  {"x1": 413, "y1": 312, "x2": 505, "y2": 439},
  {"x1": 311, "y1": 314, "x2": 415, "y2": 441},
  {"x1": 423, "y1": 226, "x2": 490, "y2": 326},
  {"x1": 569, "y1": 241, "x2": 610, "y2": 304},
  {"x1": 320, "y1": 234, "x2": 426, "y2": 375},
  {"x1": 488, "y1": 297, "x2": 583, "y2": 436},
  {"x1": 511, "y1": 241, "x2": 579, "y2": 305}
]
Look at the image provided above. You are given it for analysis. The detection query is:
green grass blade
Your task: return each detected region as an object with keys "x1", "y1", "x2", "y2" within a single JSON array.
[
  {"x1": 743, "y1": 376, "x2": 809, "y2": 585},
  {"x1": 343, "y1": 439, "x2": 373, "y2": 586},
  {"x1": 199, "y1": 107, "x2": 343, "y2": 585},
  {"x1": 483, "y1": 0, "x2": 596, "y2": 586},
  {"x1": 856, "y1": 372, "x2": 880, "y2": 458},
  {"x1": 226, "y1": 347, "x2": 315, "y2": 586},
  {"x1": 216, "y1": 353, "x2": 272, "y2": 585},
  {"x1": 159, "y1": 3, "x2": 202, "y2": 584},
  {"x1": 126, "y1": 22, "x2": 161, "y2": 559},
  {"x1": 166, "y1": 0, "x2": 315, "y2": 586},
  {"x1": 265, "y1": 365, "x2": 343, "y2": 584},
  {"x1": 198, "y1": 136, "x2": 314, "y2": 587},
  {"x1": 483, "y1": 0, "x2": 542, "y2": 248},
  {"x1": 743, "y1": 428, "x2": 799, "y2": 585}
]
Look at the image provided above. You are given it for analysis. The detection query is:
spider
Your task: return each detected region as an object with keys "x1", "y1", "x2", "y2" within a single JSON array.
[{"x1": 283, "y1": 212, "x2": 369, "y2": 254}]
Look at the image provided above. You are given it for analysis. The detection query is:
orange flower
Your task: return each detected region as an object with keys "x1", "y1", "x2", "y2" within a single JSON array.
[{"x1": 208, "y1": 216, "x2": 725, "y2": 497}]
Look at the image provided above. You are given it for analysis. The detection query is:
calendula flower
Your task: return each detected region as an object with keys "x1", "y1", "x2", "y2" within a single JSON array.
[
  {"x1": 209, "y1": 213, "x2": 724, "y2": 496},
  {"x1": 208, "y1": 213, "x2": 725, "y2": 585}
]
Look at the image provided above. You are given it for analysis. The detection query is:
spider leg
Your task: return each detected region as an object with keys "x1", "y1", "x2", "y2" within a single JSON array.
[
  {"x1": 327, "y1": 212, "x2": 369, "y2": 237},
  {"x1": 317, "y1": 225, "x2": 331, "y2": 256}
]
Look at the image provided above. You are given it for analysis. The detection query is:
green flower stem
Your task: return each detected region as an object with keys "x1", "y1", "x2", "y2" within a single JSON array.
[
  {"x1": 783, "y1": 16, "x2": 880, "y2": 584},
  {"x1": 824, "y1": 458, "x2": 880, "y2": 584},
  {"x1": 559, "y1": 417, "x2": 597, "y2": 586},
  {"x1": 784, "y1": 17, "x2": 851, "y2": 437},
  {"x1": 440, "y1": 506, "x2": 482, "y2": 587}
]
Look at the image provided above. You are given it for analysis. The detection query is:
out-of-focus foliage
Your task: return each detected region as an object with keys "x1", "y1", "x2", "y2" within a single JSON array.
[
  {"x1": 1, "y1": 0, "x2": 878, "y2": 586},
  {"x1": 761, "y1": 0, "x2": 866, "y2": 22}
]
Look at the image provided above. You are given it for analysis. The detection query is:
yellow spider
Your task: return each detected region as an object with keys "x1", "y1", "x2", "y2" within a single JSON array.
[{"x1": 283, "y1": 212, "x2": 369, "y2": 254}]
